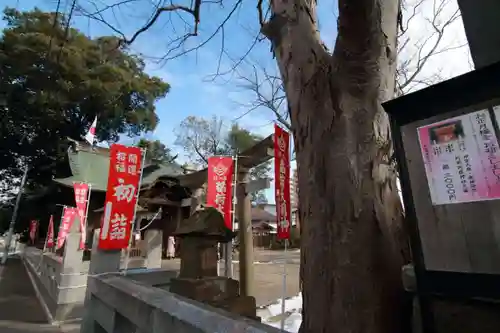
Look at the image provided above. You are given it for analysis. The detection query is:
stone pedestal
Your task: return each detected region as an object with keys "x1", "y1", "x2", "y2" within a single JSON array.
[
  {"x1": 178, "y1": 238, "x2": 218, "y2": 278},
  {"x1": 171, "y1": 277, "x2": 257, "y2": 318}
]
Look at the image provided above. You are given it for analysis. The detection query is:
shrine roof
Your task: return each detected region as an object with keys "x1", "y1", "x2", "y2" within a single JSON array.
[
  {"x1": 53, "y1": 140, "x2": 188, "y2": 192},
  {"x1": 177, "y1": 134, "x2": 275, "y2": 188},
  {"x1": 246, "y1": 206, "x2": 276, "y2": 223}
]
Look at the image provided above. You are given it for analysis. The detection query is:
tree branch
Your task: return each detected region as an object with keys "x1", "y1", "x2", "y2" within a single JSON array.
[
  {"x1": 334, "y1": 0, "x2": 386, "y2": 63},
  {"x1": 396, "y1": 0, "x2": 464, "y2": 94},
  {"x1": 79, "y1": 0, "x2": 229, "y2": 62},
  {"x1": 192, "y1": 141, "x2": 209, "y2": 164},
  {"x1": 237, "y1": 65, "x2": 291, "y2": 130},
  {"x1": 123, "y1": 1, "x2": 202, "y2": 46}
]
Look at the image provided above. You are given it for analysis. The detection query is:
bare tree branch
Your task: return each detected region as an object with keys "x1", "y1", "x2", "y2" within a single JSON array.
[
  {"x1": 239, "y1": 0, "x2": 468, "y2": 126},
  {"x1": 235, "y1": 65, "x2": 291, "y2": 130},
  {"x1": 78, "y1": 0, "x2": 245, "y2": 64},
  {"x1": 125, "y1": 1, "x2": 202, "y2": 46},
  {"x1": 396, "y1": 0, "x2": 465, "y2": 95},
  {"x1": 78, "y1": 0, "x2": 467, "y2": 133}
]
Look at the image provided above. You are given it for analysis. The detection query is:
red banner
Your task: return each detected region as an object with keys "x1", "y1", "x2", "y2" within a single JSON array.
[
  {"x1": 207, "y1": 156, "x2": 234, "y2": 230},
  {"x1": 73, "y1": 182, "x2": 89, "y2": 250},
  {"x1": 57, "y1": 207, "x2": 77, "y2": 249},
  {"x1": 46, "y1": 215, "x2": 54, "y2": 249},
  {"x1": 98, "y1": 144, "x2": 143, "y2": 250},
  {"x1": 29, "y1": 220, "x2": 38, "y2": 244},
  {"x1": 274, "y1": 124, "x2": 291, "y2": 239}
]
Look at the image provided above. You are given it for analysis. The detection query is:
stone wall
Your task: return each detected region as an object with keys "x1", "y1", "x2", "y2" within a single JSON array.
[{"x1": 83, "y1": 273, "x2": 283, "y2": 333}]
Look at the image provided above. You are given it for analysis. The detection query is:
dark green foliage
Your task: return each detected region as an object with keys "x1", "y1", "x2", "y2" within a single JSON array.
[
  {"x1": 0, "y1": 7, "x2": 170, "y2": 190},
  {"x1": 137, "y1": 138, "x2": 177, "y2": 164}
]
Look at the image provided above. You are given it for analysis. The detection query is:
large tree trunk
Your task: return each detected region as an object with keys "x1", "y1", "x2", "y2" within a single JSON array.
[{"x1": 263, "y1": 0, "x2": 410, "y2": 332}]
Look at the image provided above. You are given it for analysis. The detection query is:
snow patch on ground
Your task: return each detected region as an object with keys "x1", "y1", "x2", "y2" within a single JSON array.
[{"x1": 259, "y1": 293, "x2": 303, "y2": 332}]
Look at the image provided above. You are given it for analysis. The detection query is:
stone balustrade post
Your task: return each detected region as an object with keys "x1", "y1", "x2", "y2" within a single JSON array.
[
  {"x1": 144, "y1": 229, "x2": 163, "y2": 269},
  {"x1": 60, "y1": 216, "x2": 83, "y2": 277},
  {"x1": 80, "y1": 228, "x2": 122, "y2": 333}
]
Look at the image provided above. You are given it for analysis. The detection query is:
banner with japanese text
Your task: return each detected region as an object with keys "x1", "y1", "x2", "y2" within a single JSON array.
[
  {"x1": 274, "y1": 124, "x2": 291, "y2": 239},
  {"x1": 46, "y1": 215, "x2": 54, "y2": 249},
  {"x1": 56, "y1": 207, "x2": 77, "y2": 249},
  {"x1": 73, "y1": 182, "x2": 90, "y2": 250},
  {"x1": 98, "y1": 144, "x2": 143, "y2": 250},
  {"x1": 207, "y1": 156, "x2": 234, "y2": 230},
  {"x1": 29, "y1": 220, "x2": 38, "y2": 244},
  {"x1": 418, "y1": 109, "x2": 500, "y2": 205}
]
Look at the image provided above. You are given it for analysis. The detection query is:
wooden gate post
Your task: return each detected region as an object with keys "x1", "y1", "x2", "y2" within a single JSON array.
[{"x1": 236, "y1": 167, "x2": 254, "y2": 297}]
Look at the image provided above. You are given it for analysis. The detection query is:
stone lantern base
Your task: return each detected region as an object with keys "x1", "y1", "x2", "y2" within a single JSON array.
[{"x1": 170, "y1": 277, "x2": 257, "y2": 319}]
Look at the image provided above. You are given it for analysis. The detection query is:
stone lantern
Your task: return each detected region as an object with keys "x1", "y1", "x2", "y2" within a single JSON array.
[{"x1": 170, "y1": 205, "x2": 258, "y2": 319}]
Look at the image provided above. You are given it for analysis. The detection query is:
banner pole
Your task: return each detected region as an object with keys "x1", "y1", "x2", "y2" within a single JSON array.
[
  {"x1": 277, "y1": 124, "x2": 292, "y2": 331},
  {"x1": 217, "y1": 243, "x2": 221, "y2": 276},
  {"x1": 123, "y1": 148, "x2": 147, "y2": 276},
  {"x1": 224, "y1": 152, "x2": 238, "y2": 278},
  {"x1": 83, "y1": 184, "x2": 92, "y2": 248},
  {"x1": 280, "y1": 239, "x2": 288, "y2": 330}
]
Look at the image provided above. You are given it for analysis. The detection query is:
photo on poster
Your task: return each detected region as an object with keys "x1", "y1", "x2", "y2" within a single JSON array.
[{"x1": 428, "y1": 120, "x2": 465, "y2": 144}]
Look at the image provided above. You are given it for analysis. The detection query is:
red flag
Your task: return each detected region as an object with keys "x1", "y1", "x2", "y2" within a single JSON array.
[
  {"x1": 207, "y1": 156, "x2": 234, "y2": 230},
  {"x1": 29, "y1": 220, "x2": 39, "y2": 244},
  {"x1": 274, "y1": 124, "x2": 291, "y2": 239},
  {"x1": 46, "y1": 215, "x2": 54, "y2": 249},
  {"x1": 73, "y1": 182, "x2": 89, "y2": 250},
  {"x1": 98, "y1": 144, "x2": 143, "y2": 250},
  {"x1": 57, "y1": 207, "x2": 77, "y2": 250}
]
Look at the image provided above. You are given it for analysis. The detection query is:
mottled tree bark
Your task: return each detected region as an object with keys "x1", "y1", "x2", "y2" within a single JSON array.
[{"x1": 262, "y1": 0, "x2": 410, "y2": 332}]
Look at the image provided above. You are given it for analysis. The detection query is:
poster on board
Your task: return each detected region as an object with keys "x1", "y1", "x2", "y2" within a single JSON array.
[{"x1": 418, "y1": 109, "x2": 500, "y2": 205}]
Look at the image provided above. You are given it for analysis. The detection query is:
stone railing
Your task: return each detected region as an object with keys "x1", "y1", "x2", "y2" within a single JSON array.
[
  {"x1": 0, "y1": 234, "x2": 23, "y2": 254},
  {"x1": 83, "y1": 273, "x2": 283, "y2": 333},
  {"x1": 23, "y1": 233, "x2": 90, "y2": 323},
  {"x1": 22, "y1": 228, "x2": 164, "y2": 324}
]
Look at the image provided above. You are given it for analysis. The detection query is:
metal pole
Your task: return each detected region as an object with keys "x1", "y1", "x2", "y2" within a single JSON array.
[
  {"x1": 224, "y1": 153, "x2": 238, "y2": 278},
  {"x1": 123, "y1": 148, "x2": 147, "y2": 275},
  {"x1": 81, "y1": 183, "x2": 92, "y2": 250},
  {"x1": 217, "y1": 243, "x2": 221, "y2": 276},
  {"x1": 280, "y1": 239, "x2": 288, "y2": 330},
  {"x1": 2, "y1": 164, "x2": 28, "y2": 265}
]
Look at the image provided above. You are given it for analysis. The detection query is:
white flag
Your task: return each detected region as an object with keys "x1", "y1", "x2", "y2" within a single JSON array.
[{"x1": 85, "y1": 116, "x2": 97, "y2": 145}]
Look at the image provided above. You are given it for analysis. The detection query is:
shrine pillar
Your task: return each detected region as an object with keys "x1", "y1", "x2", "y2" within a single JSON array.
[
  {"x1": 144, "y1": 229, "x2": 162, "y2": 268},
  {"x1": 236, "y1": 168, "x2": 255, "y2": 297}
]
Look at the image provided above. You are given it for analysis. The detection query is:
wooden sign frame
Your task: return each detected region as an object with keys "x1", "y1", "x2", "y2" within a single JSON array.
[{"x1": 383, "y1": 61, "x2": 500, "y2": 333}]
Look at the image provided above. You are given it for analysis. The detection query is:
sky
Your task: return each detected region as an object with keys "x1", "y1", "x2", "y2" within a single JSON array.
[{"x1": 0, "y1": 0, "x2": 471, "y2": 203}]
